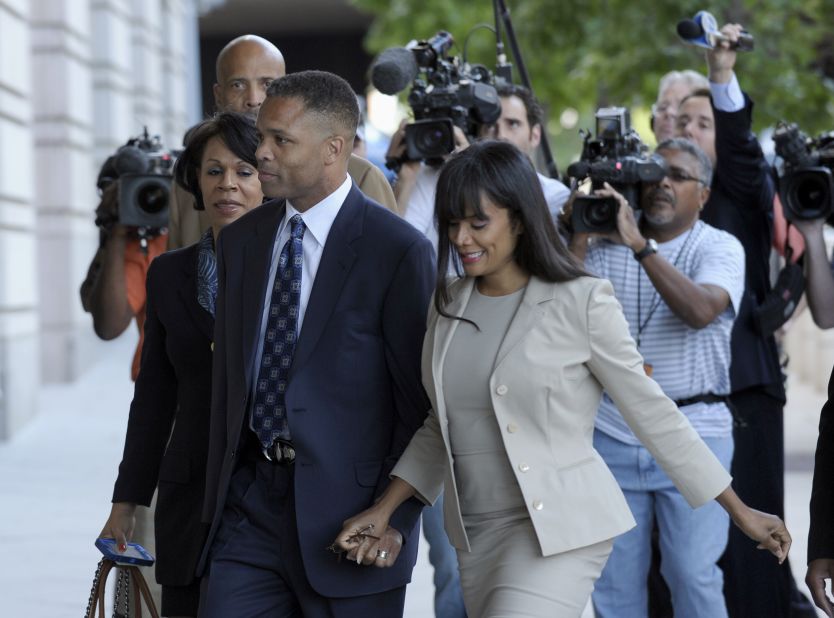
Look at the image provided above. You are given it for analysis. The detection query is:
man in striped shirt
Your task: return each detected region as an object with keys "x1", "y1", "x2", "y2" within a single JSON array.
[{"x1": 571, "y1": 138, "x2": 745, "y2": 617}]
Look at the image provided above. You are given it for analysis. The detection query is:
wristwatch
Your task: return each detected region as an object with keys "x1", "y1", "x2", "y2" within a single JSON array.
[{"x1": 633, "y1": 238, "x2": 658, "y2": 262}]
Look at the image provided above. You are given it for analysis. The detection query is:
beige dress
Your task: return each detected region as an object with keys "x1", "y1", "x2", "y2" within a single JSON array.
[{"x1": 443, "y1": 286, "x2": 613, "y2": 617}]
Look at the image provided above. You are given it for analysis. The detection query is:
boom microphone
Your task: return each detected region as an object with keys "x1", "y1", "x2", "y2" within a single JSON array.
[
  {"x1": 370, "y1": 47, "x2": 418, "y2": 95},
  {"x1": 677, "y1": 11, "x2": 754, "y2": 51}
]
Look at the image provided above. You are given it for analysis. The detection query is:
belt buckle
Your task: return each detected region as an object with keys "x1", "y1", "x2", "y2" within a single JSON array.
[{"x1": 263, "y1": 438, "x2": 295, "y2": 464}]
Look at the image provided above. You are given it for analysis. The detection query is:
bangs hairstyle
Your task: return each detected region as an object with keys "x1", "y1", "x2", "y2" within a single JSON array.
[
  {"x1": 174, "y1": 111, "x2": 259, "y2": 210},
  {"x1": 434, "y1": 140, "x2": 587, "y2": 317}
]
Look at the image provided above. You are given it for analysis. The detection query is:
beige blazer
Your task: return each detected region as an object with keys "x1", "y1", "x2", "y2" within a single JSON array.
[{"x1": 391, "y1": 275, "x2": 732, "y2": 557}]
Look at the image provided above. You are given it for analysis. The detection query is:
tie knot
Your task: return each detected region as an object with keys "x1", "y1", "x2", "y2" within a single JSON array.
[{"x1": 290, "y1": 214, "x2": 305, "y2": 240}]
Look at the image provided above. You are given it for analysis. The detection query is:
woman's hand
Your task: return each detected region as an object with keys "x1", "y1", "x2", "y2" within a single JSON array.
[
  {"x1": 332, "y1": 506, "x2": 402, "y2": 568},
  {"x1": 732, "y1": 507, "x2": 791, "y2": 563},
  {"x1": 99, "y1": 502, "x2": 137, "y2": 552},
  {"x1": 806, "y1": 558, "x2": 834, "y2": 617},
  {"x1": 716, "y1": 486, "x2": 791, "y2": 563}
]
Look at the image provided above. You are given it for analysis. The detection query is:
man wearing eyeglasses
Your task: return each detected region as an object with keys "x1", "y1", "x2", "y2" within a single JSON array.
[
  {"x1": 570, "y1": 138, "x2": 745, "y2": 617},
  {"x1": 650, "y1": 70, "x2": 709, "y2": 144}
]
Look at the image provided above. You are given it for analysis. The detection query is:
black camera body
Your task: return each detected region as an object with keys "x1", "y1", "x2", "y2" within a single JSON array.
[
  {"x1": 773, "y1": 121, "x2": 834, "y2": 225},
  {"x1": 567, "y1": 107, "x2": 666, "y2": 233},
  {"x1": 96, "y1": 128, "x2": 177, "y2": 233},
  {"x1": 384, "y1": 32, "x2": 502, "y2": 166}
]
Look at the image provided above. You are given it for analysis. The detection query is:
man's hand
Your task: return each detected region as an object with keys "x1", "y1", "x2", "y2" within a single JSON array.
[
  {"x1": 98, "y1": 502, "x2": 137, "y2": 553},
  {"x1": 332, "y1": 506, "x2": 403, "y2": 568},
  {"x1": 807, "y1": 559, "x2": 834, "y2": 617},
  {"x1": 707, "y1": 23, "x2": 745, "y2": 83},
  {"x1": 597, "y1": 182, "x2": 645, "y2": 251}
]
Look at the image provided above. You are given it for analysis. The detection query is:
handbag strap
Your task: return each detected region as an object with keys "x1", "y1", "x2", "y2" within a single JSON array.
[{"x1": 84, "y1": 560, "x2": 159, "y2": 618}]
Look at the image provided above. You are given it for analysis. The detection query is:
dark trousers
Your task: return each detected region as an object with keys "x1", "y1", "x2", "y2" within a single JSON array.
[
  {"x1": 199, "y1": 462, "x2": 406, "y2": 618},
  {"x1": 720, "y1": 388, "x2": 798, "y2": 618}
]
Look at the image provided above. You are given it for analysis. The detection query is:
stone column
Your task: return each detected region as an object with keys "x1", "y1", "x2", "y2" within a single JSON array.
[
  {"x1": 31, "y1": 0, "x2": 99, "y2": 385},
  {"x1": 0, "y1": 0, "x2": 38, "y2": 439}
]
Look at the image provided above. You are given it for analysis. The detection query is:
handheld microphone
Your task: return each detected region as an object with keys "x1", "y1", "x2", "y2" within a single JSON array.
[
  {"x1": 676, "y1": 11, "x2": 754, "y2": 52},
  {"x1": 370, "y1": 47, "x2": 419, "y2": 95}
]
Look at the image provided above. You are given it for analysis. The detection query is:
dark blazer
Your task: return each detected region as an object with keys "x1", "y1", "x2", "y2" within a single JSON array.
[
  {"x1": 112, "y1": 244, "x2": 212, "y2": 587},
  {"x1": 201, "y1": 184, "x2": 435, "y2": 598},
  {"x1": 701, "y1": 94, "x2": 783, "y2": 398},
  {"x1": 809, "y1": 365, "x2": 834, "y2": 562}
]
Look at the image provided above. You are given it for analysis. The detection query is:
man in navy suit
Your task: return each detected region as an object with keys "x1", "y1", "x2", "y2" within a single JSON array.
[{"x1": 199, "y1": 70, "x2": 435, "y2": 617}]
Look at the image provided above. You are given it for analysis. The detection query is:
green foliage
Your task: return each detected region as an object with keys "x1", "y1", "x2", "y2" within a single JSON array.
[{"x1": 352, "y1": 0, "x2": 834, "y2": 164}]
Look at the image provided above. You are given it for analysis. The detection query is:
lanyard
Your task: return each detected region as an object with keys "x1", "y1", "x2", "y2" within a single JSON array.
[{"x1": 636, "y1": 225, "x2": 698, "y2": 348}]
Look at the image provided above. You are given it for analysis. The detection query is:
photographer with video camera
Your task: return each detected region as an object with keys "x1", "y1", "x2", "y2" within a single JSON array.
[
  {"x1": 672, "y1": 19, "x2": 813, "y2": 618},
  {"x1": 774, "y1": 123, "x2": 834, "y2": 330},
  {"x1": 569, "y1": 137, "x2": 748, "y2": 617},
  {"x1": 79, "y1": 130, "x2": 174, "y2": 380}
]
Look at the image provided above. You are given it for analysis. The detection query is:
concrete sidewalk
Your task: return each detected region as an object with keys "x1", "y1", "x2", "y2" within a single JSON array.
[{"x1": 0, "y1": 331, "x2": 825, "y2": 616}]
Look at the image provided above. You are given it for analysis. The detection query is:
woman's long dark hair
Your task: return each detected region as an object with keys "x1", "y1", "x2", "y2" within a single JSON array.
[
  {"x1": 434, "y1": 140, "x2": 587, "y2": 317},
  {"x1": 173, "y1": 111, "x2": 259, "y2": 210}
]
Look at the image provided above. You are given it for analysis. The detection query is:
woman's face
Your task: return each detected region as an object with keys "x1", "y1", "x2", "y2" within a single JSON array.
[
  {"x1": 199, "y1": 135, "x2": 263, "y2": 233},
  {"x1": 447, "y1": 194, "x2": 521, "y2": 280}
]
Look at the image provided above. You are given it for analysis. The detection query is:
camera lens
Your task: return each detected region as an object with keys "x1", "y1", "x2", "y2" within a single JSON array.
[
  {"x1": 584, "y1": 199, "x2": 616, "y2": 227},
  {"x1": 783, "y1": 168, "x2": 834, "y2": 221},
  {"x1": 793, "y1": 175, "x2": 829, "y2": 211},
  {"x1": 136, "y1": 181, "x2": 169, "y2": 213}
]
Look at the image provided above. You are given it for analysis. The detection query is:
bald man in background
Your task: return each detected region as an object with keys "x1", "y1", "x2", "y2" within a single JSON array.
[{"x1": 167, "y1": 35, "x2": 397, "y2": 250}]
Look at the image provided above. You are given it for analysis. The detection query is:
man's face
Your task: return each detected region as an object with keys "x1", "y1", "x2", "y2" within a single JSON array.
[
  {"x1": 481, "y1": 95, "x2": 540, "y2": 157},
  {"x1": 255, "y1": 96, "x2": 332, "y2": 210},
  {"x1": 675, "y1": 95, "x2": 716, "y2": 165},
  {"x1": 652, "y1": 81, "x2": 691, "y2": 143},
  {"x1": 213, "y1": 42, "x2": 286, "y2": 118},
  {"x1": 640, "y1": 148, "x2": 710, "y2": 233}
]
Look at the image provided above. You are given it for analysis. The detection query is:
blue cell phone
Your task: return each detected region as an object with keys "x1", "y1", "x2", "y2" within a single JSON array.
[{"x1": 95, "y1": 537, "x2": 155, "y2": 567}]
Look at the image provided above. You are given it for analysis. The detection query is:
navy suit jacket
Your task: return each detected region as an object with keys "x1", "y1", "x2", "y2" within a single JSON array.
[
  {"x1": 809, "y1": 365, "x2": 834, "y2": 562},
  {"x1": 200, "y1": 183, "x2": 435, "y2": 597},
  {"x1": 113, "y1": 244, "x2": 212, "y2": 587}
]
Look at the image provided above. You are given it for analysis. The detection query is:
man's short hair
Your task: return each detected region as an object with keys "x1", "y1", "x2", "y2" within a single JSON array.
[
  {"x1": 495, "y1": 83, "x2": 544, "y2": 130},
  {"x1": 679, "y1": 87, "x2": 714, "y2": 108},
  {"x1": 266, "y1": 70, "x2": 359, "y2": 138},
  {"x1": 656, "y1": 70, "x2": 709, "y2": 102},
  {"x1": 657, "y1": 137, "x2": 713, "y2": 186}
]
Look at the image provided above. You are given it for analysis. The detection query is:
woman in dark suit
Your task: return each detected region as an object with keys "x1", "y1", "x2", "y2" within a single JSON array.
[{"x1": 98, "y1": 111, "x2": 263, "y2": 617}]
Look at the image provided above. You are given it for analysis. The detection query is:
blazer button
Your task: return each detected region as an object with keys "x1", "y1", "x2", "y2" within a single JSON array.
[
  {"x1": 532, "y1": 500, "x2": 544, "y2": 511},
  {"x1": 518, "y1": 463, "x2": 530, "y2": 473},
  {"x1": 496, "y1": 384, "x2": 508, "y2": 395},
  {"x1": 506, "y1": 423, "x2": 518, "y2": 433},
  {"x1": 210, "y1": 341, "x2": 214, "y2": 352}
]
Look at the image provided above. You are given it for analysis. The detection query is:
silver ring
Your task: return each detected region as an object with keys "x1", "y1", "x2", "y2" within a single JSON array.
[{"x1": 376, "y1": 549, "x2": 389, "y2": 560}]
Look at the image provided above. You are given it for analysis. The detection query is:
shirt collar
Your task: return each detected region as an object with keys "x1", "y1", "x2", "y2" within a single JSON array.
[{"x1": 285, "y1": 175, "x2": 352, "y2": 248}]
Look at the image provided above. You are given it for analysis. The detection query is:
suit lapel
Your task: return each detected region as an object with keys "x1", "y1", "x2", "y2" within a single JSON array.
[
  {"x1": 493, "y1": 277, "x2": 553, "y2": 371},
  {"x1": 178, "y1": 245, "x2": 214, "y2": 342},
  {"x1": 431, "y1": 278, "x2": 474, "y2": 402},
  {"x1": 288, "y1": 186, "x2": 362, "y2": 380},
  {"x1": 241, "y1": 200, "x2": 286, "y2": 386}
]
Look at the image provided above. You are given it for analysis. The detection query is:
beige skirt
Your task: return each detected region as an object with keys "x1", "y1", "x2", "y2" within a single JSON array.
[{"x1": 457, "y1": 508, "x2": 614, "y2": 618}]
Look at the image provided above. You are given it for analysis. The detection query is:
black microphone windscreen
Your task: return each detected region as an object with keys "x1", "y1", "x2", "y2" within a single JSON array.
[
  {"x1": 114, "y1": 145, "x2": 149, "y2": 175},
  {"x1": 371, "y1": 47, "x2": 418, "y2": 95},
  {"x1": 676, "y1": 19, "x2": 704, "y2": 40}
]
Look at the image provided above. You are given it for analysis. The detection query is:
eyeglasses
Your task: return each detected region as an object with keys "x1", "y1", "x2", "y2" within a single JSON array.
[
  {"x1": 652, "y1": 102, "x2": 677, "y2": 118},
  {"x1": 325, "y1": 524, "x2": 379, "y2": 562},
  {"x1": 666, "y1": 168, "x2": 706, "y2": 185}
]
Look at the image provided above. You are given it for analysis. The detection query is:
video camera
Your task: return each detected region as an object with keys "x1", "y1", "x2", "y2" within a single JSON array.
[
  {"x1": 96, "y1": 128, "x2": 178, "y2": 235},
  {"x1": 372, "y1": 31, "x2": 502, "y2": 167},
  {"x1": 773, "y1": 121, "x2": 834, "y2": 225},
  {"x1": 567, "y1": 107, "x2": 667, "y2": 233}
]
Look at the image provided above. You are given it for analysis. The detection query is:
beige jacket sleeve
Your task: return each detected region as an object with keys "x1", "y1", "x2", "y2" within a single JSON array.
[{"x1": 585, "y1": 278, "x2": 732, "y2": 508}]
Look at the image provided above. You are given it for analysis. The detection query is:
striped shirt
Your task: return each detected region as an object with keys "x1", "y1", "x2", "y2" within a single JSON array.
[{"x1": 585, "y1": 220, "x2": 745, "y2": 445}]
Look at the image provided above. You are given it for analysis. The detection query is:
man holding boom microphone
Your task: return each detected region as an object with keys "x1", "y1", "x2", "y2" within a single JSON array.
[{"x1": 673, "y1": 17, "x2": 816, "y2": 617}]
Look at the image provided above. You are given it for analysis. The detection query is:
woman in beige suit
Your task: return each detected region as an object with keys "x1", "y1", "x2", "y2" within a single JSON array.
[{"x1": 332, "y1": 141, "x2": 790, "y2": 617}]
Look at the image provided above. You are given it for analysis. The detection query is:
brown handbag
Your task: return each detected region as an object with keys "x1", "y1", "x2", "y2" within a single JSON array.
[{"x1": 85, "y1": 558, "x2": 160, "y2": 618}]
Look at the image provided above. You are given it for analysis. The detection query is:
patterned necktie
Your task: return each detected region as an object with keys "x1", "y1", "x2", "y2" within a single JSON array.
[{"x1": 252, "y1": 214, "x2": 306, "y2": 449}]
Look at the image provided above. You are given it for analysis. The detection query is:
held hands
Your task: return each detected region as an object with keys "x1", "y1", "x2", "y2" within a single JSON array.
[
  {"x1": 806, "y1": 559, "x2": 834, "y2": 617},
  {"x1": 98, "y1": 502, "x2": 137, "y2": 553},
  {"x1": 330, "y1": 506, "x2": 403, "y2": 568}
]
